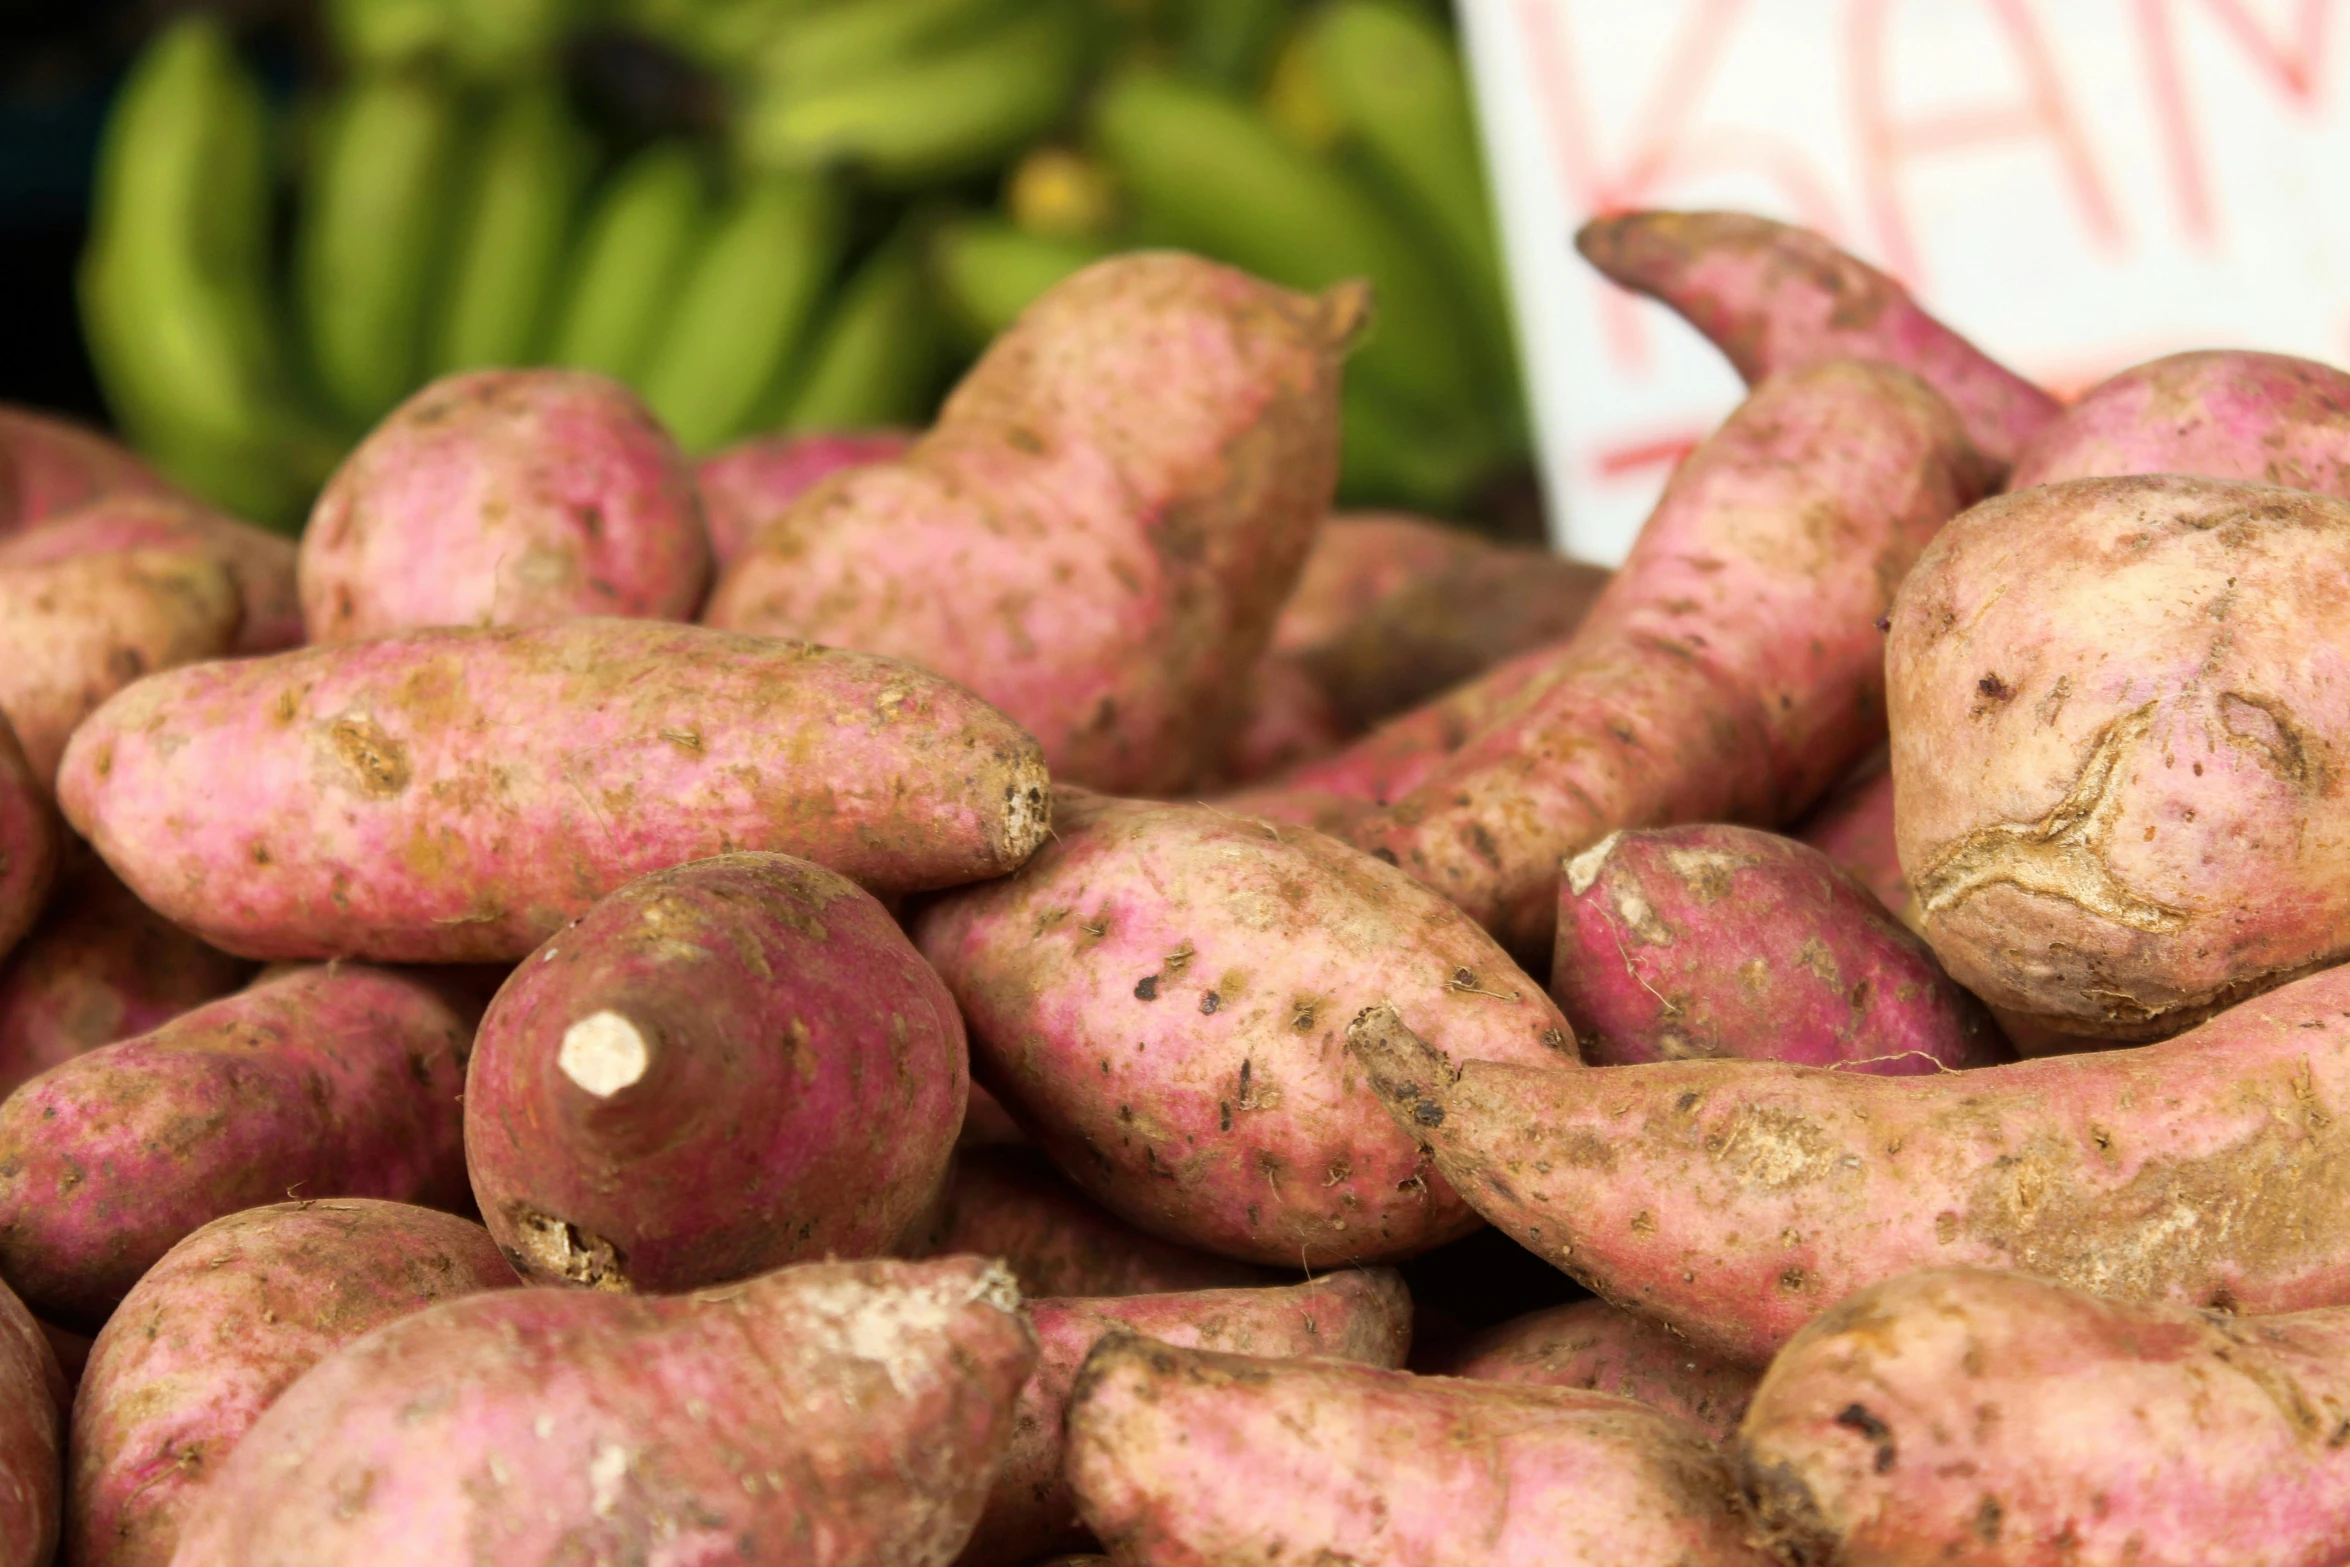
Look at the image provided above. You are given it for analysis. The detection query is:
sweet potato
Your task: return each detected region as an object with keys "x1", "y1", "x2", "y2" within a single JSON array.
[
  {"x1": 467, "y1": 852, "x2": 964, "y2": 1292},
  {"x1": 1576, "y1": 210, "x2": 2059, "y2": 469},
  {"x1": 69, "y1": 1200, "x2": 513, "y2": 1567},
  {"x1": 1431, "y1": 1299, "x2": 1758, "y2": 1445},
  {"x1": 705, "y1": 253, "x2": 1361, "y2": 795},
  {"x1": 58, "y1": 620, "x2": 1050, "y2": 963},
  {"x1": 1214, "y1": 655, "x2": 1349, "y2": 787},
  {"x1": 2010, "y1": 348, "x2": 2350, "y2": 497},
  {"x1": 1348, "y1": 958, "x2": 2350, "y2": 1365},
  {"x1": 965, "y1": 1268, "x2": 1410, "y2": 1567},
  {"x1": 0, "y1": 547, "x2": 241, "y2": 787},
  {"x1": 0, "y1": 407, "x2": 174, "y2": 530},
  {"x1": 960, "y1": 1081, "x2": 1028, "y2": 1150},
  {"x1": 1068, "y1": 1337, "x2": 1772, "y2": 1567},
  {"x1": 1341, "y1": 360, "x2": 1986, "y2": 958},
  {"x1": 914, "y1": 790, "x2": 1576, "y2": 1266},
  {"x1": 168, "y1": 1256, "x2": 1035, "y2": 1567},
  {"x1": 0, "y1": 493, "x2": 300, "y2": 654},
  {"x1": 695, "y1": 428, "x2": 913, "y2": 571},
  {"x1": 1271, "y1": 512, "x2": 1489, "y2": 651},
  {"x1": 1791, "y1": 750, "x2": 1906, "y2": 916},
  {"x1": 1740, "y1": 1267, "x2": 2350, "y2": 1567},
  {"x1": 1552, "y1": 824, "x2": 2002, "y2": 1073},
  {"x1": 924, "y1": 1147, "x2": 1278, "y2": 1300},
  {"x1": 0, "y1": 860, "x2": 249, "y2": 1098},
  {"x1": 0, "y1": 964, "x2": 475, "y2": 1328},
  {"x1": 1890, "y1": 474, "x2": 2350, "y2": 1039},
  {"x1": 0, "y1": 1275, "x2": 61, "y2": 1567},
  {"x1": 0, "y1": 718, "x2": 55, "y2": 970},
  {"x1": 300, "y1": 368, "x2": 710, "y2": 641}
]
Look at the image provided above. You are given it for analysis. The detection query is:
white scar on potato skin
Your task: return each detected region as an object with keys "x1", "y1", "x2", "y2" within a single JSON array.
[{"x1": 559, "y1": 1011, "x2": 650, "y2": 1096}]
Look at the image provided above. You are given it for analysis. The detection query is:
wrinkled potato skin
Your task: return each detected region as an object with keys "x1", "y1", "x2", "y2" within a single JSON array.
[
  {"x1": 696, "y1": 429, "x2": 913, "y2": 572},
  {"x1": 0, "y1": 494, "x2": 301, "y2": 653},
  {"x1": 1432, "y1": 1299, "x2": 1759, "y2": 1445},
  {"x1": 2010, "y1": 349, "x2": 2350, "y2": 497},
  {"x1": 1888, "y1": 475, "x2": 2350, "y2": 1037},
  {"x1": 0, "y1": 1274, "x2": 61, "y2": 1567}
]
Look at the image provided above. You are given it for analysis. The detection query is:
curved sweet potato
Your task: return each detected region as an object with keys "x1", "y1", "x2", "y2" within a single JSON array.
[
  {"x1": 69, "y1": 1201, "x2": 513, "y2": 1567},
  {"x1": 696, "y1": 428, "x2": 913, "y2": 571},
  {"x1": 0, "y1": 407, "x2": 175, "y2": 530},
  {"x1": 59, "y1": 620, "x2": 1051, "y2": 963},
  {"x1": 1270, "y1": 512, "x2": 1485, "y2": 652},
  {"x1": 0, "y1": 494, "x2": 300, "y2": 653},
  {"x1": 168, "y1": 1256, "x2": 1035, "y2": 1567},
  {"x1": 1790, "y1": 750, "x2": 1905, "y2": 916},
  {"x1": 1431, "y1": 1299, "x2": 1758, "y2": 1445},
  {"x1": 0, "y1": 1275, "x2": 61, "y2": 1567},
  {"x1": 467, "y1": 852, "x2": 964, "y2": 1292},
  {"x1": 301, "y1": 369, "x2": 710, "y2": 641},
  {"x1": 2010, "y1": 349, "x2": 2350, "y2": 497},
  {"x1": 0, "y1": 717, "x2": 56, "y2": 969},
  {"x1": 1348, "y1": 959, "x2": 2350, "y2": 1365}
]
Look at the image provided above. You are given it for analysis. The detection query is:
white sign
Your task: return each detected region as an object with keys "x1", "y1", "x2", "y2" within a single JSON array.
[{"x1": 1462, "y1": 0, "x2": 2350, "y2": 563}]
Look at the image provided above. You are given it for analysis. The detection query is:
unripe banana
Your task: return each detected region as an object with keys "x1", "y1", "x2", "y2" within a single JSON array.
[
  {"x1": 775, "y1": 230, "x2": 941, "y2": 431},
  {"x1": 547, "y1": 141, "x2": 711, "y2": 386},
  {"x1": 446, "y1": 0, "x2": 576, "y2": 80},
  {"x1": 1178, "y1": 0, "x2": 1291, "y2": 90},
  {"x1": 295, "y1": 71, "x2": 462, "y2": 424},
  {"x1": 637, "y1": 170, "x2": 844, "y2": 451},
  {"x1": 428, "y1": 83, "x2": 590, "y2": 374},
  {"x1": 326, "y1": 0, "x2": 449, "y2": 70},
  {"x1": 1339, "y1": 378, "x2": 1505, "y2": 511},
  {"x1": 928, "y1": 217, "x2": 1105, "y2": 350},
  {"x1": 742, "y1": 4, "x2": 1086, "y2": 186},
  {"x1": 755, "y1": 0, "x2": 1010, "y2": 90}
]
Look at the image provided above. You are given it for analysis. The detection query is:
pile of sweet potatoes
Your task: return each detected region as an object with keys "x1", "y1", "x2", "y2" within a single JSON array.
[{"x1": 1, "y1": 230, "x2": 2348, "y2": 1567}]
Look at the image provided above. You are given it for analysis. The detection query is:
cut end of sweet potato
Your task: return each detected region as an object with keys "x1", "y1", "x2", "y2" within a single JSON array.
[{"x1": 510, "y1": 1208, "x2": 631, "y2": 1292}]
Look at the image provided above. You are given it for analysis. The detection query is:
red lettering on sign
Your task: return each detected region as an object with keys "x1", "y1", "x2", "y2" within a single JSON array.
[{"x1": 2137, "y1": 0, "x2": 2336, "y2": 243}]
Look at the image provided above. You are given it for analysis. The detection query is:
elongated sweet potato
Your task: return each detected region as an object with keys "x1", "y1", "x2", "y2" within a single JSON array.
[
  {"x1": 0, "y1": 407, "x2": 174, "y2": 530},
  {"x1": 0, "y1": 547, "x2": 241, "y2": 788},
  {"x1": 0, "y1": 1275, "x2": 61, "y2": 1567},
  {"x1": 1216, "y1": 654, "x2": 1349, "y2": 787},
  {"x1": 965, "y1": 1269, "x2": 1410, "y2": 1567},
  {"x1": 59, "y1": 620, "x2": 1050, "y2": 963},
  {"x1": 301, "y1": 369, "x2": 710, "y2": 641},
  {"x1": 69, "y1": 1201, "x2": 513, "y2": 1567},
  {"x1": 696, "y1": 428, "x2": 913, "y2": 571},
  {"x1": 1791, "y1": 750, "x2": 1905, "y2": 916},
  {"x1": 0, "y1": 718, "x2": 55, "y2": 969},
  {"x1": 0, "y1": 494, "x2": 300, "y2": 653},
  {"x1": 706, "y1": 254, "x2": 1361, "y2": 795},
  {"x1": 1343, "y1": 360, "x2": 1986, "y2": 958},
  {"x1": 1349, "y1": 959, "x2": 2350, "y2": 1365},
  {"x1": 1576, "y1": 210, "x2": 2058, "y2": 469},
  {"x1": 0, "y1": 964, "x2": 475, "y2": 1328},
  {"x1": 914, "y1": 790, "x2": 1576, "y2": 1266},
  {"x1": 1432, "y1": 1299, "x2": 1758, "y2": 1445},
  {"x1": 168, "y1": 1256, "x2": 1035, "y2": 1567},
  {"x1": 468, "y1": 852, "x2": 964, "y2": 1292},
  {"x1": 1271, "y1": 512, "x2": 1487, "y2": 652},
  {"x1": 924, "y1": 1147, "x2": 1277, "y2": 1300},
  {"x1": 1740, "y1": 1268, "x2": 2350, "y2": 1567},
  {"x1": 0, "y1": 860, "x2": 249, "y2": 1098},
  {"x1": 1890, "y1": 474, "x2": 2350, "y2": 1039},
  {"x1": 2010, "y1": 349, "x2": 2350, "y2": 497},
  {"x1": 1069, "y1": 1337, "x2": 1771, "y2": 1567},
  {"x1": 1553, "y1": 824, "x2": 2002, "y2": 1073}
]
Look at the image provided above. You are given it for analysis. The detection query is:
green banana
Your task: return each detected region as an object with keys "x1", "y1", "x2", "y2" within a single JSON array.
[
  {"x1": 1338, "y1": 378, "x2": 1505, "y2": 512},
  {"x1": 1181, "y1": 0, "x2": 1292, "y2": 92},
  {"x1": 78, "y1": 16, "x2": 337, "y2": 524},
  {"x1": 547, "y1": 141, "x2": 711, "y2": 386},
  {"x1": 929, "y1": 217, "x2": 1105, "y2": 350},
  {"x1": 428, "y1": 83, "x2": 590, "y2": 375},
  {"x1": 637, "y1": 170, "x2": 844, "y2": 451},
  {"x1": 295, "y1": 71, "x2": 462, "y2": 425},
  {"x1": 742, "y1": 4, "x2": 1087, "y2": 186},
  {"x1": 774, "y1": 230, "x2": 942, "y2": 431},
  {"x1": 1092, "y1": 70, "x2": 1486, "y2": 426},
  {"x1": 445, "y1": 0, "x2": 577, "y2": 80},
  {"x1": 755, "y1": 0, "x2": 1012, "y2": 90},
  {"x1": 622, "y1": 0, "x2": 821, "y2": 71},
  {"x1": 326, "y1": 0, "x2": 449, "y2": 70}
]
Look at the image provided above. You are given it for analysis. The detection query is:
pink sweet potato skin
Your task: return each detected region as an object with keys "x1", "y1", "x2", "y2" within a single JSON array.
[
  {"x1": 2010, "y1": 349, "x2": 2350, "y2": 497},
  {"x1": 1740, "y1": 1269, "x2": 2350, "y2": 1567},
  {"x1": 0, "y1": 718, "x2": 56, "y2": 968},
  {"x1": 964, "y1": 1268, "x2": 1411, "y2": 1567},
  {"x1": 69, "y1": 1200, "x2": 514, "y2": 1567},
  {"x1": 706, "y1": 254, "x2": 1359, "y2": 796},
  {"x1": 1552, "y1": 824, "x2": 2003, "y2": 1074},
  {"x1": 1431, "y1": 1299, "x2": 1759, "y2": 1445},
  {"x1": 58, "y1": 620, "x2": 1051, "y2": 963},
  {"x1": 0, "y1": 407, "x2": 175, "y2": 530},
  {"x1": 696, "y1": 428, "x2": 914, "y2": 571},
  {"x1": 0, "y1": 860, "x2": 252, "y2": 1098},
  {"x1": 1889, "y1": 474, "x2": 2350, "y2": 1039},
  {"x1": 0, "y1": 1275, "x2": 61, "y2": 1567},
  {"x1": 0, "y1": 547, "x2": 241, "y2": 787},
  {"x1": 1068, "y1": 1338, "x2": 1772, "y2": 1567},
  {"x1": 913, "y1": 791, "x2": 1577, "y2": 1267},
  {"x1": 923, "y1": 1147, "x2": 1277, "y2": 1299},
  {"x1": 1348, "y1": 959, "x2": 2350, "y2": 1366},
  {"x1": 1791, "y1": 751, "x2": 1905, "y2": 915},
  {"x1": 168, "y1": 1256, "x2": 1036, "y2": 1567},
  {"x1": 300, "y1": 369, "x2": 710, "y2": 641},
  {"x1": 0, "y1": 964, "x2": 476, "y2": 1328},
  {"x1": 1270, "y1": 512, "x2": 1486, "y2": 653},
  {"x1": 1576, "y1": 210, "x2": 2059, "y2": 468},
  {"x1": 1214, "y1": 655, "x2": 1348, "y2": 787},
  {"x1": 0, "y1": 493, "x2": 301, "y2": 653},
  {"x1": 467, "y1": 852, "x2": 965, "y2": 1293},
  {"x1": 1347, "y1": 360, "x2": 1986, "y2": 958}
]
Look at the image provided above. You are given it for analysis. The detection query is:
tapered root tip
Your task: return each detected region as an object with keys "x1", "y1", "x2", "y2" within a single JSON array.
[{"x1": 1345, "y1": 1003, "x2": 1458, "y2": 1136}]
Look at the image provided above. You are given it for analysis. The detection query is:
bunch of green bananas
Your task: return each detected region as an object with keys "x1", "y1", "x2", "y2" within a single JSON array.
[{"x1": 80, "y1": 0, "x2": 1523, "y2": 528}]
